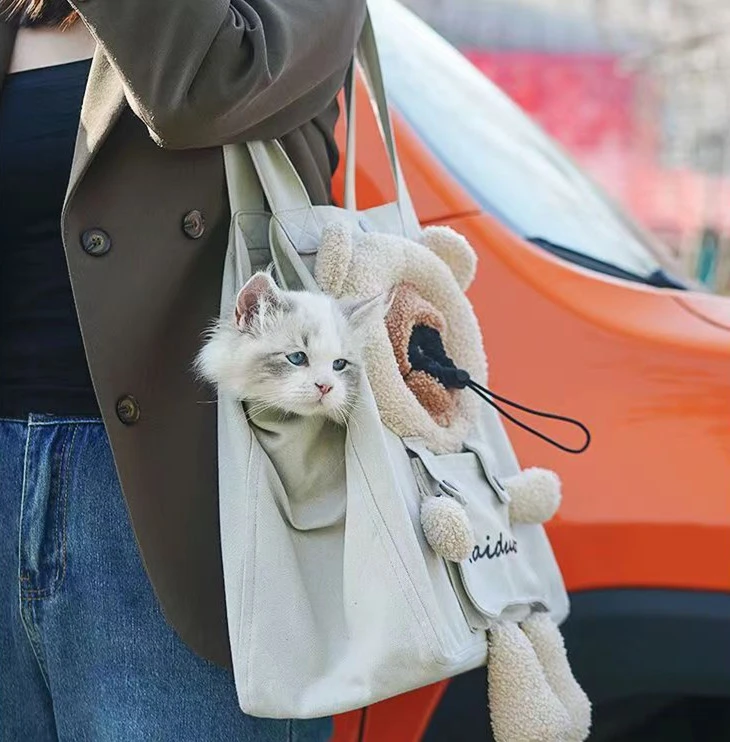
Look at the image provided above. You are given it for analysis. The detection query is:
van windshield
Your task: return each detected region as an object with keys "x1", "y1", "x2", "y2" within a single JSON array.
[{"x1": 372, "y1": 0, "x2": 689, "y2": 286}]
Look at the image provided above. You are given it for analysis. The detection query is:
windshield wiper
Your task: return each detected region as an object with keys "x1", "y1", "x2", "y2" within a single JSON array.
[{"x1": 527, "y1": 237, "x2": 687, "y2": 290}]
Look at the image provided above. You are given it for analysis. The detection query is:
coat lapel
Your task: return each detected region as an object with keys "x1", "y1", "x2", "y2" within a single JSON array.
[{"x1": 64, "y1": 47, "x2": 126, "y2": 205}]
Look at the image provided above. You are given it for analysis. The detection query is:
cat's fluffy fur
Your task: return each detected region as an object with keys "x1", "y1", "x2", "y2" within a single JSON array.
[{"x1": 196, "y1": 272, "x2": 382, "y2": 422}]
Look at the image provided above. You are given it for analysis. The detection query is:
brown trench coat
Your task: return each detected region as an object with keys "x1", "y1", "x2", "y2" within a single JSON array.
[{"x1": 0, "y1": 0, "x2": 365, "y2": 668}]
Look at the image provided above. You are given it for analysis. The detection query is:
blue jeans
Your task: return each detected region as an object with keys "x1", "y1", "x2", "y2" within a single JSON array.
[{"x1": 0, "y1": 415, "x2": 332, "y2": 742}]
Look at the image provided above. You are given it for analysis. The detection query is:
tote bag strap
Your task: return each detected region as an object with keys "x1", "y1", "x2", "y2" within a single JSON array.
[
  {"x1": 342, "y1": 11, "x2": 419, "y2": 237},
  {"x1": 222, "y1": 6, "x2": 421, "y2": 291},
  {"x1": 245, "y1": 8, "x2": 421, "y2": 237},
  {"x1": 222, "y1": 142, "x2": 312, "y2": 292},
  {"x1": 223, "y1": 140, "x2": 266, "y2": 216}
]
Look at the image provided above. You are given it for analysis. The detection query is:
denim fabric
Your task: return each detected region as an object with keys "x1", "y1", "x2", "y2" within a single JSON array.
[{"x1": 0, "y1": 415, "x2": 333, "y2": 742}]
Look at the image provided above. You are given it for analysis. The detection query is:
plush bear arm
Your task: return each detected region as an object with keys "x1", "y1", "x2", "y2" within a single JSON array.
[{"x1": 504, "y1": 468, "x2": 562, "y2": 525}]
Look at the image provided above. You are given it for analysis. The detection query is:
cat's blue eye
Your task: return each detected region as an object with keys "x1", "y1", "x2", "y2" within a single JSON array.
[
  {"x1": 332, "y1": 359, "x2": 348, "y2": 372},
  {"x1": 286, "y1": 351, "x2": 308, "y2": 367}
]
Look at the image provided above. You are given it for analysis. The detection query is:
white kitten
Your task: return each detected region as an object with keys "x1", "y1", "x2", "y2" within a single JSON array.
[{"x1": 196, "y1": 272, "x2": 382, "y2": 422}]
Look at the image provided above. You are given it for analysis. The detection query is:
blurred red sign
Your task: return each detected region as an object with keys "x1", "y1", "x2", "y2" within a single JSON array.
[
  {"x1": 465, "y1": 51, "x2": 640, "y2": 152},
  {"x1": 465, "y1": 50, "x2": 730, "y2": 246}
]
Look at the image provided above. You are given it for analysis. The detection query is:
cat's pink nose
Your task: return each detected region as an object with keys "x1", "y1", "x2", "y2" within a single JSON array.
[{"x1": 316, "y1": 383, "x2": 333, "y2": 397}]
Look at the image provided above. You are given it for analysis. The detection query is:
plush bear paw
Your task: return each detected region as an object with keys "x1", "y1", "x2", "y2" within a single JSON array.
[
  {"x1": 504, "y1": 467, "x2": 562, "y2": 525},
  {"x1": 420, "y1": 495, "x2": 475, "y2": 562}
]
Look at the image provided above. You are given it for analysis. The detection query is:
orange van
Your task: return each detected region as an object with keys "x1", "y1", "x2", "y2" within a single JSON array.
[{"x1": 332, "y1": 2, "x2": 730, "y2": 740}]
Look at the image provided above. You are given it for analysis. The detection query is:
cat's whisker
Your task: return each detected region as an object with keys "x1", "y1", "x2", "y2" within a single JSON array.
[
  {"x1": 346, "y1": 417, "x2": 363, "y2": 437},
  {"x1": 247, "y1": 407, "x2": 278, "y2": 419},
  {"x1": 338, "y1": 404, "x2": 362, "y2": 435},
  {"x1": 246, "y1": 400, "x2": 280, "y2": 418},
  {"x1": 344, "y1": 397, "x2": 364, "y2": 419},
  {"x1": 347, "y1": 397, "x2": 364, "y2": 413}
]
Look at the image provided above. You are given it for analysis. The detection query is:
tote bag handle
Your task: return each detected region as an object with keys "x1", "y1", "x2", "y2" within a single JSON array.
[
  {"x1": 341, "y1": 10, "x2": 419, "y2": 237},
  {"x1": 241, "y1": 9, "x2": 421, "y2": 237}
]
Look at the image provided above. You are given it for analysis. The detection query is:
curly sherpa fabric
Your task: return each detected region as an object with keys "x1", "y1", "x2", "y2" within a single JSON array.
[
  {"x1": 406, "y1": 371, "x2": 456, "y2": 428},
  {"x1": 386, "y1": 282, "x2": 457, "y2": 427},
  {"x1": 504, "y1": 468, "x2": 562, "y2": 525},
  {"x1": 420, "y1": 495, "x2": 475, "y2": 562},
  {"x1": 488, "y1": 622, "x2": 572, "y2": 742},
  {"x1": 521, "y1": 614, "x2": 592, "y2": 742},
  {"x1": 315, "y1": 222, "x2": 487, "y2": 453},
  {"x1": 421, "y1": 226, "x2": 477, "y2": 290}
]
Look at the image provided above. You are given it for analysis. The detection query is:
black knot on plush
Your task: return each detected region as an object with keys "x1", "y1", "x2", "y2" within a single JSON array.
[{"x1": 408, "y1": 325, "x2": 471, "y2": 390}]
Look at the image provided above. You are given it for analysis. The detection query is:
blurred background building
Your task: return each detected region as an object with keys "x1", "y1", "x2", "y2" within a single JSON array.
[{"x1": 402, "y1": 0, "x2": 730, "y2": 294}]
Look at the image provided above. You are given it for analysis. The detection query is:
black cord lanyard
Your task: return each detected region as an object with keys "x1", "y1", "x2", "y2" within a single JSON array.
[
  {"x1": 408, "y1": 325, "x2": 591, "y2": 455},
  {"x1": 465, "y1": 379, "x2": 590, "y2": 454}
]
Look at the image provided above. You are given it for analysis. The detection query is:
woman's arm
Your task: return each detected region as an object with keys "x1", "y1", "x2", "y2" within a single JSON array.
[{"x1": 70, "y1": 0, "x2": 366, "y2": 148}]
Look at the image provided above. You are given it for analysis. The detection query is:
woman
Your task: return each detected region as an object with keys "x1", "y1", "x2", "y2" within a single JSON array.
[{"x1": 0, "y1": 1, "x2": 364, "y2": 739}]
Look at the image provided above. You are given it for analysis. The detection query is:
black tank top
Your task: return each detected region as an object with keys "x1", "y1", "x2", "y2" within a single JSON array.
[{"x1": 0, "y1": 58, "x2": 99, "y2": 417}]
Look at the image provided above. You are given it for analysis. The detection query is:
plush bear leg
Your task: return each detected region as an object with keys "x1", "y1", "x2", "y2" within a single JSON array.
[
  {"x1": 488, "y1": 621, "x2": 572, "y2": 742},
  {"x1": 521, "y1": 614, "x2": 592, "y2": 742},
  {"x1": 420, "y1": 495, "x2": 474, "y2": 562}
]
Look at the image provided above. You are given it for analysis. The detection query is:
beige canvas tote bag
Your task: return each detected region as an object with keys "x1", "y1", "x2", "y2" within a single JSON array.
[{"x1": 216, "y1": 10, "x2": 570, "y2": 719}]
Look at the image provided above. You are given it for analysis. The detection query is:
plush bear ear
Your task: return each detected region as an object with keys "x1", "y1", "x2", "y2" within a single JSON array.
[
  {"x1": 420, "y1": 225, "x2": 477, "y2": 291},
  {"x1": 315, "y1": 222, "x2": 354, "y2": 296}
]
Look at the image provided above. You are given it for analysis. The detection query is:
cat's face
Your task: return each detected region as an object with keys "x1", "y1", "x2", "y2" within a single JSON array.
[{"x1": 197, "y1": 273, "x2": 383, "y2": 422}]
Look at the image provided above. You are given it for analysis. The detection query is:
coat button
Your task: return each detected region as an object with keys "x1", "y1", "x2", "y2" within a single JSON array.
[
  {"x1": 81, "y1": 228, "x2": 112, "y2": 256},
  {"x1": 116, "y1": 395, "x2": 140, "y2": 425},
  {"x1": 182, "y1": 210, "x2": 205, "y2": 239}
]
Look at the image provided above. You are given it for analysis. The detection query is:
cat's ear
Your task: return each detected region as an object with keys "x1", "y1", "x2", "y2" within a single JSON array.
[
  {"x1": 234, "y1": 272, "x2": 280, "y2": 331},
  {"x1": 339, "y1": 293, "x2": 386, "y2": 335}
]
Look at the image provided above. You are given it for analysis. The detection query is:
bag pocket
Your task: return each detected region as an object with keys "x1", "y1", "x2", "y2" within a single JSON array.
[{"x1": 405, "y1": 439, "x2": 548, "y2": 629}]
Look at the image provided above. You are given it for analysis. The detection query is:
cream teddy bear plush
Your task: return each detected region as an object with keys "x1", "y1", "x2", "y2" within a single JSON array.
[
  {"x1": 316, "y1": 220, "x2": 485, "y2": 454},
  {"x1": 315, "y1": 222, "x2": 591, "y2": 742}
]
